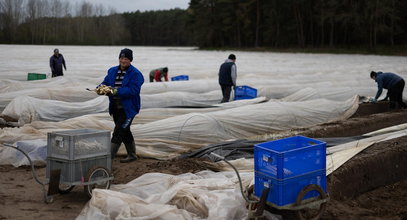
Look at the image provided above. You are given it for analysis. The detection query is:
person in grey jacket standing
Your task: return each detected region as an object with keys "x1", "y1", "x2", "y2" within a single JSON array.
[
  {"x1": 49, "y1": 48, "x2": 66, "y2": 77},
  {"x1": 370, "y1": 71, "x2": 406, "y2": 109},
  {"x1": 218, "y1": 54, "x2": 237, "y2": 103}
]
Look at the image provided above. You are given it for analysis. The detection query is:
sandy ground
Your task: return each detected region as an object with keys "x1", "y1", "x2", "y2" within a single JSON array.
[{"x1": 1, "y1": 102, "x2": 407, "y2": 219}]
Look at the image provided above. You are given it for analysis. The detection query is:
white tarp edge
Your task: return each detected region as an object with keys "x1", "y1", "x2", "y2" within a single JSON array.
[{"x1": 215, "y1": 125, "x2": 407, "y2": 175}]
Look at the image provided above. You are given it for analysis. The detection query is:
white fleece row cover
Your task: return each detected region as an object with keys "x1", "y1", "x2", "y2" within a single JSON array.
[
  {"x1": 76, "y1": 171, "x2": 253, "y2": 220},
  {"x1": 0, "y1": 77, "x2": 377, "y2": 114},
  {"x1": 0, "y1": 96, "x2": 358, "y2": 166}
]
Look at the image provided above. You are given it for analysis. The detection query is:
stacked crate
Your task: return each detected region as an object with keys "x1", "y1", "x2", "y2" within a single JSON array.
[
  {"x1": 234, "y1": 85, "x2": 257, "y2": 100},
  {"x1": 254, "y1": 136, "x2": 326, "y2": 207},
  {"x1": 46, "y1": 129, "x2": 111, "y2": 185}
]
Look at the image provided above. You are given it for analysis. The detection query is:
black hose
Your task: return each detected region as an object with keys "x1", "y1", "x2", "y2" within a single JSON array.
[
  {"x1": 210, "y1": 152, "x2": 258, "y2": 204},
  {"x1": 3, "y1": 143, "x2": 46, "y2": 185},
  {"x1": 2, "y1": 143, "x2": 51, "y2": 203}
]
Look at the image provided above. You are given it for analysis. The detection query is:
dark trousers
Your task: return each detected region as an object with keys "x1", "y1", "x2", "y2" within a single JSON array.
[
  {"x1": 51, "y1": 70, "x2": 63, "y2": 77},
  {"x1": 149, "y1": 75, "x2": 154, "y2": 82},
  {"x1": 111, "y1": 107, "x2": 134, "y2": 145},
  {"x1": 220, "y1": 84, "x2": 232, "y2": 103},
  {"x1": 388, "y1": 79, "x2": 406, "y2": 109}
]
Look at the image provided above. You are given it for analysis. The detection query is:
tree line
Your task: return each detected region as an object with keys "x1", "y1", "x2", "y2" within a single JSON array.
[
  {"x1": 188, "y1": 0, "x2": 407, "y2": 48},
  {"x1": 1, "y1": 0, "x2": 407, "y2": 49}
]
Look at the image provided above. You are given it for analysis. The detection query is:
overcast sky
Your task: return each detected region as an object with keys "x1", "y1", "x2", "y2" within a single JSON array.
[{"x1": 72, "y1": 0, "x2": 190, "y2": 13}]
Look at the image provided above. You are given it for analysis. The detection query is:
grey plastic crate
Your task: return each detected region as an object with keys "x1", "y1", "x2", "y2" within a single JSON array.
[
  {"x1": 46, "y1": 155, "x2": 111, "y2": 184},
  {"x1": 47, "y1": 128, "x2": 111, "y2": 160}
]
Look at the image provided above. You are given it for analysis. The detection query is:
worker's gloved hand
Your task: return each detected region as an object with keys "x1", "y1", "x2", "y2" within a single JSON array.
[{"x1": 106, "y1": 88, "x2": 117, "y2": 96}]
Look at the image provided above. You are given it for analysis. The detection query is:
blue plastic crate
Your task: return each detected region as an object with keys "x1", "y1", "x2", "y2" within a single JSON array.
[
  {"x1": 254, "y1": 136, "x2": 326, "y2": 179},
  {"x1": 254, "y1": 169, "x2": 327, "y2": 207},
  {"x1": 171, "y1": 75, "x2": 189, "y2": 81},
  {"x1": 234, "y1": 85, "x2": 257, "y2": 100}
]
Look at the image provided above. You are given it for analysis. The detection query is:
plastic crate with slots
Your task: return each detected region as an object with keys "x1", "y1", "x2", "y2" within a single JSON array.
[
  {"x1": 171, "y1": 75, "x2": 189, "y2": 81},
  {"x1": 46, "y1": 155, "x2": 111, "y2": 184},
  {"x1": 27, "y1": 73, "x2": 46, "y2": 81},
  {"x1": 254, "y1": 169, "x2": 327, "y2": 207},
  {"x1": 234, "y1": 85, "x2": 257, "y2": 100},
  {"x1": 254, "y1": 136, "x2": 326, "y2": 179},
  {"x1": 47, "y1": 128, "x2": 111, "y2": 160}
]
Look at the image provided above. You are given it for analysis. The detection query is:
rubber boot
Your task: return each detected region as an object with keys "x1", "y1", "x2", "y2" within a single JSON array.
[
  {"x1": 120, "y1": 142, "x2": 137, "y2": 163},
  {"x1": 110, "y1": 142, "x2": 121, "y2": 159}
]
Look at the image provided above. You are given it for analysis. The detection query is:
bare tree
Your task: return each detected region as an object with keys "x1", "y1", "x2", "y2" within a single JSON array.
[
  {"x1": 77, "y1": 1, "x2": 93, "y2": 17},
  {"x1": 26, "y1": 0, "x2": 41, "y2": 43},
  {"x1": 0, "y1": 0, "x2": 24, "y2": 42},
  {"x1": 94, "y1": 3, "x2": 106, "y2": 16}
]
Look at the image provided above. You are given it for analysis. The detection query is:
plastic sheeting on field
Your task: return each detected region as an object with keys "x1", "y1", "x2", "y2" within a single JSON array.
[
  {"x1": 281, "y1": 87, "x2": 375, "y2": 102},
  {"x1": 0, "y1": 96, "x2": 357, "y2": 165},
  {"x1": 141, "y1": 90, "x2": 222, "y2": 108},
  {"x1": 0, "y1": 76, "x2": 100, "y2": 94},
  {"x1": 325, "y1": 128, "x2": 407, "y2": 175},
  {"x1": 0, "y1": 73, "x2": 388, "y2": 113},
  {"x1": 0, "y1": 77, "x2": 379, "y2": 113},
  {"x1": 212, "y1": 124, "x2": 407, "y2": 174},
  {"x1": 2, "y1": 96, "x2": 108, "y2": 124},
  {"x1": 0, "y1": 86, "x2": 99, "y2": 111},
  {"x1": 0, "y1": 139, "x2": 47, "y2": 167},
  {"x1": 76, "y1": 125, "x2": 407, "y2": 220},
  {"x1": 76, "y1": 171, "x2": 253, "y2": 220},
  {"x1": 135, "y1": 97, "x2": 267, "y2": 124},
  {"x1": 132, "y1": 96, "x2": 358, "y2": 159},
  {"x1": 1, "y1": 93, "x2": 266, "y2": 125}
]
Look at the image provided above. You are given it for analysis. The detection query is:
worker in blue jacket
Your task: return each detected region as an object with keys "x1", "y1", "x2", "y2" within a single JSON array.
[
  {"x1": 97, "y1": 48, "x2": 144, "y2": 163},
  {"x1": 370, "y1": 71, "x2": 406, "y2": 109}
]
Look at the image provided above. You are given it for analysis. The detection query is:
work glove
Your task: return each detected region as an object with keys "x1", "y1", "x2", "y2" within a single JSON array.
[{"x1": 106, "y1": 88, "x2": 117, "y2": 96}]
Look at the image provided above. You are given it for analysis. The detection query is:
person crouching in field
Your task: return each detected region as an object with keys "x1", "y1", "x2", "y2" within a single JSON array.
[
  {"x1": 149, "y1": 67, "x2": 169, "y2": 82},
  {"x1": 370, "y1": 71, "x2": 406, "y2": 110}
]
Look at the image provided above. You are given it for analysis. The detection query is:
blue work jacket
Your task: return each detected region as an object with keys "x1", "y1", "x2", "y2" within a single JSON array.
[
  {"x1": 100, "y1": 65, "x2": 144, "y2": 118},
  {"x1": 374, "y1": 72, "x2": 403, "y2": 100}
]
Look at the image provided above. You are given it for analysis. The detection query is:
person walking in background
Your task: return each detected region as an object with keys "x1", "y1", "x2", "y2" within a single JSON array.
[
  {"x1": 96, "y1": 48, "x2": 144, "y2": 163},
  {"x1": 218, "y1": 54, "x2": 237, "y2": 103},
  {"x1": 370, "y1": 71, "x2": 406, "y2": 109},
  {"x1": 49, "y1": 48, "x2": 66, "y2": 77},
  {"x1": 149, "y1": 67, "x2": 169, "y2": 82}
]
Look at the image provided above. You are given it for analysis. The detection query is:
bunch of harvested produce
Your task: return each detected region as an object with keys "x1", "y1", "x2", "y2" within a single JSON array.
[{"x1": 95, "y1": 85, "x2": 113, "y2": 95}]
